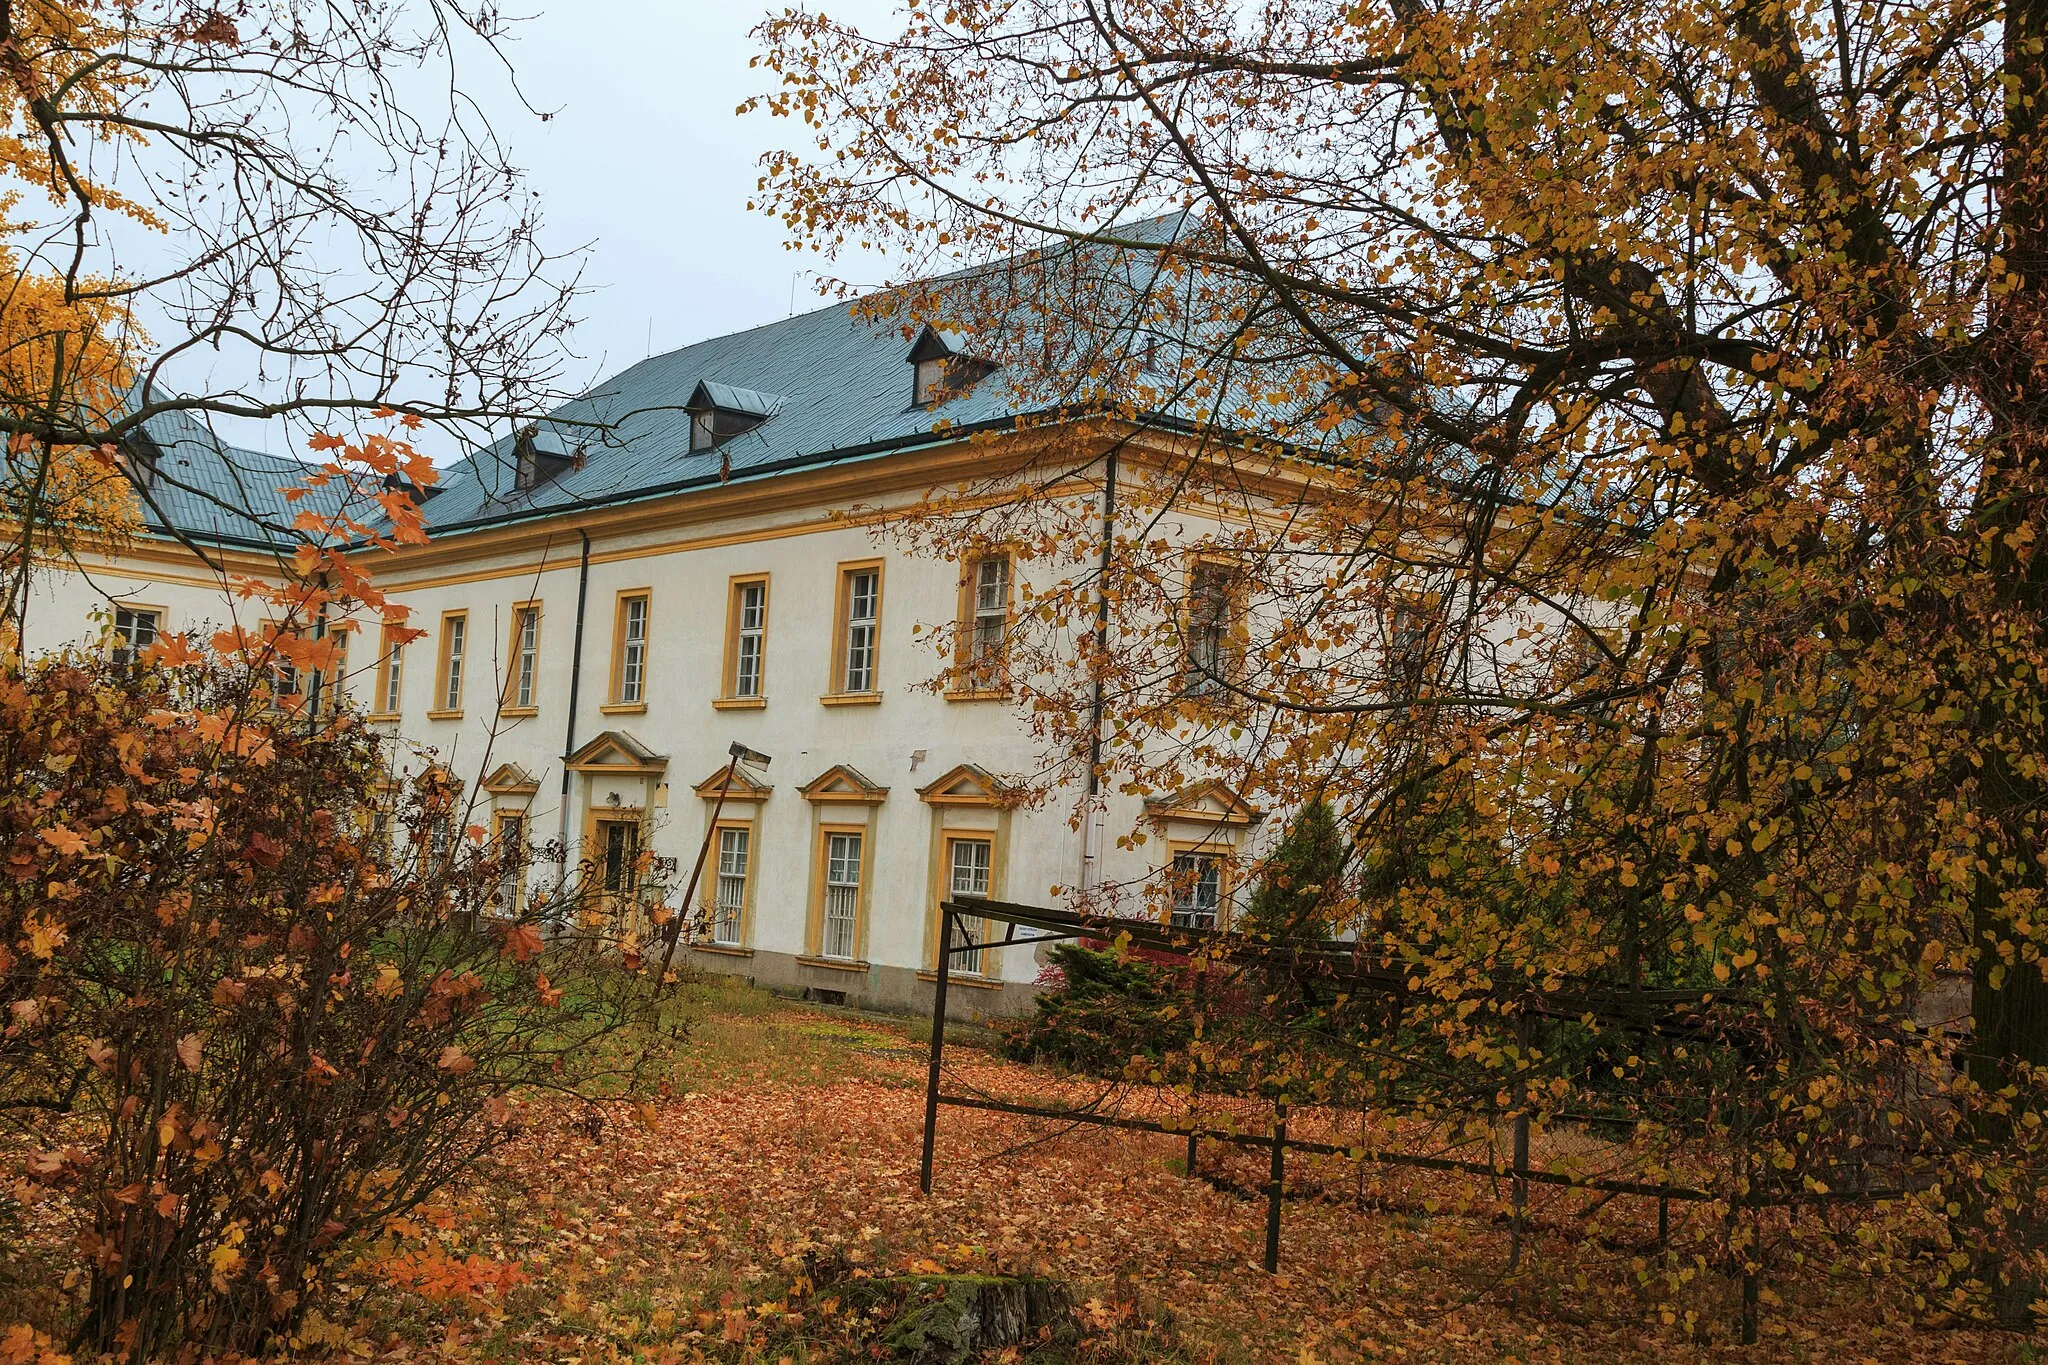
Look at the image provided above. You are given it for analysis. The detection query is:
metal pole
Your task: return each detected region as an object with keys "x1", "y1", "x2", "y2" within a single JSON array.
[
  {"x1": 1264, "y1": 1102, "x2": 1287, "y2": 1273},
  {"x1": 920, "y1": 906, "x2": 954, "y2": 1195},
  {"x1": 653, "y1": 752, "x2": 737, "y2": 998}
]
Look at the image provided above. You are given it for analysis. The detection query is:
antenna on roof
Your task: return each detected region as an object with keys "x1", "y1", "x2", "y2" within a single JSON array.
[{"x1": 645, "y1": 316, "x2": 653, "y2": 357}]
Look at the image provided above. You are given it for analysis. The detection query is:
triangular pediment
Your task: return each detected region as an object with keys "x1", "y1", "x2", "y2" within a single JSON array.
[
  {"x1": 693, "y1": 763, "x2": 773, "y2": 803},
  {"x1": 799, "y1": 763, "x2": 889, "y2": 804},
  {"x1": 916, "y1": 762, "x2": 1013, "y2": 807},
  {"x1": 480, "y1": 762, "x2": 540, "y2": 796},
  {"x1": 566, "y1": 729, "x2": 667, "y2": 775},
  {"x1": 1144, "y1": 779, "x2": 1262, "y2": 827}
]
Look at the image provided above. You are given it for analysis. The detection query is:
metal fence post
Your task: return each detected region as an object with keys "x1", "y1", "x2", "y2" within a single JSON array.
[
  {"x1": 1265, "y1": 1101, "x2": 1287, "y2": 1273},
  {"x1": 919, "y1": 906, "x2": 953, "y2": 1195}
]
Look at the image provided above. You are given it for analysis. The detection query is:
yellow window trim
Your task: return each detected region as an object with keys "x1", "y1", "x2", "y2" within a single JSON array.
[
  {"x1": 700, "y1": 815, "x2": 757, "y2": 949},
  {"x1": 721, "y1": 572, "x2": 771, "y2": 702},
  {"x1": 433, "y1": 609, "x2": 468, "y2": 715},
  {"x1": 926, "y1": 823, "x2": 1007, "y2": 979},
  {"x1": 805, "y1": 819, "x2": 872, "y2": 963},
  {"x1": 608, "y1": 588, "x2": 653, "y2": 706},
  {"x1": 950, "y1": 549, "x2": 1014, "y2": 696},
  {"x1": 1164, "y1": 837, "x2": 1239, "y2": 931},
  {"x1": 500, "y1": 598, "x2": 543, "y2": 712},
  {"x1": 371, "y1": 622, "x2": 406, "y2": 719},
  {"x1": 825, "y1": 557, "x2": 885, "y2": 697},
  {"x1": 492, "y1": 808, "x2": 529, "y2": 916}
]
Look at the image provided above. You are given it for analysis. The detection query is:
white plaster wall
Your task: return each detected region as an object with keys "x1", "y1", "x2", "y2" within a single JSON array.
[{"x1": 14, "y1": 550, "x2": 280, "y2": 661}]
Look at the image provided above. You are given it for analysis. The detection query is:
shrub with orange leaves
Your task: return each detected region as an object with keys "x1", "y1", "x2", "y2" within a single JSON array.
[{"x1": 0, "y1": 643, "x2": 664, "y2": 1358}]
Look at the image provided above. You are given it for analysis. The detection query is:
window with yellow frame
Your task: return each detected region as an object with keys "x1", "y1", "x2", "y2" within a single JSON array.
[
  {"x1": 705, "y1": 817, "x2": 754, "y2": 947},
  {"x1": 825, "y1": 560, "x2": 884, "y2": 700},
  {"x1": 949, "y1": 551, "x2": 1011, "y2": 697},
  {"x1": 719, "y1": 574, "x2": 769, "y2": 706},
  {"x1": 430, "y1": 610, "x2": 468, "y2": 717},
  {"x1": 491, "y1": 809, "x2": 528, "y2": 916},
  {"x1": 372, "y1": 623, "x2": 406, "y2": 717},
  {"x1": 1180, "y1": 556, "x2": 1245, "y2": 698},
  {"x1": 108, "y1": 603, "x2": 165, "y2": 668},
  {"x1": 1165, "y1": 841, "x2": 1235, "y2": 931},
  {"x1": 606, "y1": 589, "x2": 651, "y2": 711},
  {"x1": 809, "y1": 823, "x2": 869, "y2": 961},
  {"x1": 501, "y1": 600, "x2": 542, "y2": 714}
]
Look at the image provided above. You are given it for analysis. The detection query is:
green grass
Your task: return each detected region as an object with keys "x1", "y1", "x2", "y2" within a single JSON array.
[{"x1": 637, "y1": 974, "x2": 967, "y2": 1091}]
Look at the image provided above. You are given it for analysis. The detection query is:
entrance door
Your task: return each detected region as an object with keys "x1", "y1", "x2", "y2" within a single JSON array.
[{"x1": 586, "y1": 810, "x2": 644, "y2": 925}]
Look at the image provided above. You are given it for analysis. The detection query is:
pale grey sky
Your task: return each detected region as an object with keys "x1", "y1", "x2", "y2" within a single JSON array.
[{"x1": 490, "y1": 0, "x2": 899, "y2": 385}]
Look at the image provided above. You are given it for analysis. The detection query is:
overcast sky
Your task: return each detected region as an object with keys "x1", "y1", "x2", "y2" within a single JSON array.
[{"x1": 487, "y1": 0, "x2": 899, "y2": 389}]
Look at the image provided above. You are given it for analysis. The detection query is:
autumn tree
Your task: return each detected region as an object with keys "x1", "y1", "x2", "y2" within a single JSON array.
[
  {"x1": 0, "y1": 0, "x2": 582, "y2": 631},
  {"x1": 755, "y1": 0, "x2": 2048, "y2": 1320},
  {"x1": 0, "y1": 636, "x2": 674, "y2": 1357}
]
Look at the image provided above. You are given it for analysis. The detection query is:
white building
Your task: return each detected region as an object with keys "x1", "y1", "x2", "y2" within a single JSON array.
[{"x1": 18, "y1": 277, "x2": 1281, "y2": 1019}]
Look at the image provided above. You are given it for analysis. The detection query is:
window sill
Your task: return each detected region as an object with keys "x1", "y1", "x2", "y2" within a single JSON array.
[
  {"x1": 915, "y1": 969, "x2": 1004, "y2": 990},
  {"x1": 599, "y1": 701, "x2": 648, "y2": 715},
  {"x1": 819, "y1": 692, "x2": 882, "y2": 707},
  {"x1": 365, "y1": 711, "x2": 401, "y2": 724},
  {"x1": 425, "y1": 708, "x2": 463, "y2": 722},
  {"x1": 712, "y1": 696, "x2": 767, "y2": 710},
  {"x1": 943, "y1": 688, "x2": 1009, "y2": 703},
  {"x1": 498, "y1": 705, "x2": 539, "y2": 719},
  {"x1": 795, "y1": 954, "x2": 869, "y2": 972},
  {"x1": 692, "y1": 942, "x2": 753, "y2": 958}
]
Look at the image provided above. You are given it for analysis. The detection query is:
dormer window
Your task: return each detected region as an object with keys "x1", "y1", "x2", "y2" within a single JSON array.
[
  {"x1": 512, "y1": 425, "x2": 579, "y2": 493},
  {"x1": 913, "y1": 356, "x2": 947, "y2": 408},
  {"x1": 906, "y1": 324, "x2": 997, "y2": 409},
  {"x1": 685, "y1": 381, "x2": 782, "y2": 453}
]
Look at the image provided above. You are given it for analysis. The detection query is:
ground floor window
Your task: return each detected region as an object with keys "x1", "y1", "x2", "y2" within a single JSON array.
[
  {"x1": 821, "y1": 831, "x2": 862, "y2": 960},
  {"x1": 713, "y1": 825, "x2": 749, "y2": 946},
  {"x1": 601, "y1": 819, "x2": 640, "y2": 897},
  {"x1": 494, "y1": 812, "x2": 526, "y2": 916},
  {"x1": 1170, "y1": 850, "x2": 1224, "y2": 930},
  {"x1": 111, "y1": 607, "x2": 159, "y2": 667},
  {"x1": 947, "y1": 835, "x2": 992, "y2": 974}
]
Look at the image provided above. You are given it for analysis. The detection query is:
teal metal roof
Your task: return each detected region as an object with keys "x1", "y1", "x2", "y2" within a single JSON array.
[
  {"x1": 126, "y1": 399, "x2": 350, "y2": 554},
  {"x1": 419, "y1": 213, "x2": 1197, "y2": 534}
]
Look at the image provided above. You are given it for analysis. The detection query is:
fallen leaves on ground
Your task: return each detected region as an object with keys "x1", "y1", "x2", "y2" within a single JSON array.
[{"x1": 305, "y1": 999, "x2": 2038, "y2": 1363}]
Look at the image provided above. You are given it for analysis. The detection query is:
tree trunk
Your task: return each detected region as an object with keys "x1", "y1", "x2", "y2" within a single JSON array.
[{"x1": 1966, "y1": 0, "x2": 2048, "y2": 1323}]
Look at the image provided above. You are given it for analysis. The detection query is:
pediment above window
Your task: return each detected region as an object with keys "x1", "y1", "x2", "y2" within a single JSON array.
[
  {"x1": 799, "y1": 763, "x2": 889, "y2": 804},
  {"x1": 480, "y1": 762, "x2": 540, "y2": 797},
  {"x1": 915, "y1": 762, "x2": 1016, "y2": 807},
  {"x1": 1143, "y1": 780, "x2": 1263, "y2": 828},
  {"x1": 693, "y1": 764, "x2": 773, "y2": 803},
  {"x1": 566, "y1": 729, "x2": 668, "y2": 776}
]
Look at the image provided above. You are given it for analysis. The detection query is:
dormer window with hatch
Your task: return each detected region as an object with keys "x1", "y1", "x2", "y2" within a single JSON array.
[
  {"x1": 685, "y1": 382, "x2": 783, "y2": 453},
  {"x1": 906, "y1": 325, "x2": 998, "y2": 409},
  {"x1": 512, "y1": 424, "x2": 581, "y2": 493}
]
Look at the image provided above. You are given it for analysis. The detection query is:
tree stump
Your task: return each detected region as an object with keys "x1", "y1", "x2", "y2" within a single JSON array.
[{"x1": 881, "y1": 1274, "x2": 1074, "y2": 1362}]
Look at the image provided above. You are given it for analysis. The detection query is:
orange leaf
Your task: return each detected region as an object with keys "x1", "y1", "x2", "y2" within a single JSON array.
[
  {"x1": 499, "y1": 924, "x2": 544, "y2": 964},
  {"x1": 39, "y1": 827, "x2": 86, "y2": 857}
]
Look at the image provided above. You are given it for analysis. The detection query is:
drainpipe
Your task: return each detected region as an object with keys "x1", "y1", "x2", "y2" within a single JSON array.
[
  {"x1": 557, "y1": 528, "x2": 592, "y2": 862},
  {"x1": 1081, "y1": 444, "x2": 1119, "y2": 895}
]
